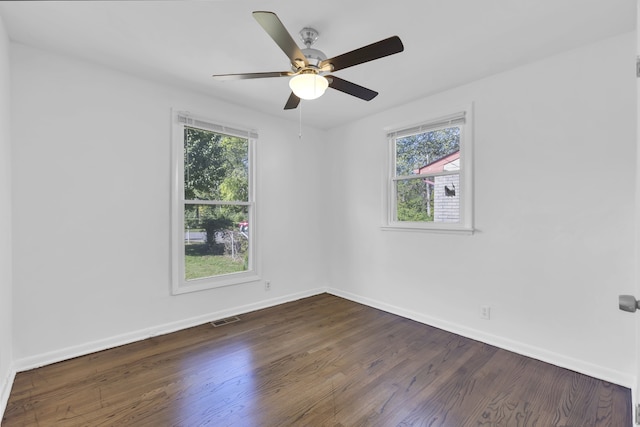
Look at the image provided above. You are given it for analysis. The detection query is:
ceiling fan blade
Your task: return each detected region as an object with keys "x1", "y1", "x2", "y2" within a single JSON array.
[
  {"x1": 320, "y1": 36, "x2": 404, "y2": 72},
  {"x1": 212, "y1": 71, "x2": 294, "y2": 81},
  {"x1": 327, "y1": 76, "x2": 378, "y2": 101},
  {"x1": 284, "y1": 92, "x2": 301, "y2": 110},
  {"x1": 253, "y1": 11, "x2": 308, "y2": 68}
]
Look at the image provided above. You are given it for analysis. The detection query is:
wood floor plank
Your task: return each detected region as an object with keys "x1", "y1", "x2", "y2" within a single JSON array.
[{"x1": 2, "y1": 294, "x2": 631, "y2": 426}]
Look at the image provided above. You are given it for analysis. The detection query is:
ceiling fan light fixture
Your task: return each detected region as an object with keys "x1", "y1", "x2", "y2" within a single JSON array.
[{"x1": 289, "y1": 73, "x2": 328, "y2": 100}]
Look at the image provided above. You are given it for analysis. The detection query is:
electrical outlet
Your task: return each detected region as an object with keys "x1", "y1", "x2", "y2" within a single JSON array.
[
  {"x1": 480, "y1": 306, "x2": 491, "y2": 320},
  {"x1": 265, "y1": 281, "x2": 271, "y2": 291}
]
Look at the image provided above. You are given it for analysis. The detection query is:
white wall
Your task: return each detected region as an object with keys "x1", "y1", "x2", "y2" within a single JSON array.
[
  {"x1": 326, "y1": 32, "x2": 637, "y2": 386},
  {"x1": 10, "y1": 43, "x2": 328, "y2": 367},
  {"x1": 0, "y1": 13, "x2": 14, "y2": 417}
]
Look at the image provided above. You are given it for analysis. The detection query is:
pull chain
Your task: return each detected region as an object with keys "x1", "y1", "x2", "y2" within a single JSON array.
[{"x1": 298, "y1": 100, "x2": 303, "y2": 139}]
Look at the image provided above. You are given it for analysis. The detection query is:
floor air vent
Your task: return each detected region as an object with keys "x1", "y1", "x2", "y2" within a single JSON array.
[{"x1": 211, "y1": 316, "x2": 241, "y2": 327}]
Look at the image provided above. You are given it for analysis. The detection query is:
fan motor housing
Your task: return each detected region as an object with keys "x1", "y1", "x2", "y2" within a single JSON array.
[{"x1": 301, "y1": 48, "x2": 327, "y2": 69}]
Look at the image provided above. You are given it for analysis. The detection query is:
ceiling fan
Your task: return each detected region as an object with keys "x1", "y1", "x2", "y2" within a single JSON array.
[{"x1": 212, "y1": 11, "x2": 404, "y2": 110}]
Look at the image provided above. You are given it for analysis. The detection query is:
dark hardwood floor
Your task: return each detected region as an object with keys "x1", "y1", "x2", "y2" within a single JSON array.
[{"x1": 3, "y1": 293, "x2": 631, "y2": 426}]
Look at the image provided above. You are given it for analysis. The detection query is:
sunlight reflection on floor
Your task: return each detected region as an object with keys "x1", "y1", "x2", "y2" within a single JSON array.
[{"x1": 174, "y1": 339, "x2": 257, "y2": 425}]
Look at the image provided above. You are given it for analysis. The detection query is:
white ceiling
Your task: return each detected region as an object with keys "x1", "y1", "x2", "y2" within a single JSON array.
[{"x1": 0, "y1": 0, "x2": 635, "y2": 129}]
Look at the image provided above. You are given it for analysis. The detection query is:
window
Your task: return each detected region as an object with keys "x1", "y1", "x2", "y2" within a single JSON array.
[
  {"x1": 172, "y1": 112, "x2": 258, "y2": 294},
  {"x1": 385, "y1": 108, "x2": 473, "y2": 233}
]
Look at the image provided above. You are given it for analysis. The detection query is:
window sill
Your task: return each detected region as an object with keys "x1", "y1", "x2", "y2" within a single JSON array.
[
  {"x1": 381, "y1": 224, "x2": 474, "y2": 235},
  {"x1": 172, "y1": 273, "x2": 261, "y2": 295}
]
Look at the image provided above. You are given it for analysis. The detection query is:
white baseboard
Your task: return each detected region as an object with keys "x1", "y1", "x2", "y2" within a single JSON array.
[
  {"x1": 327, "y1": 287, "x2": 634, "y2": 389},
  {"x1": 14, "y1": 287, "x2": 326, "y2": 373},
  {"x1": 0, "y1": 364, "x2": 16, "y2": 421}
]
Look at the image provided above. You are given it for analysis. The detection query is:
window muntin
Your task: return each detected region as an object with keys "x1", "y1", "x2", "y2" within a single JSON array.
[
  {"x1": 386, "y1": 110, "x2": 473, "y2": 232},
  {"x1": 172, "y1": 112, "x2": 258, "y2": 294}
]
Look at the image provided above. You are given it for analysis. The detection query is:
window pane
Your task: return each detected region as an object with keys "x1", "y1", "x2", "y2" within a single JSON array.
[
  {"x1": 396, "y1": 175, "x2": 460, "y2": 223},
  {"x1": 184, "y1": 204, "x2": 250, "y2": 280},
  {"x1": 184, "y1": 127, "x2": 249, "y2": 201},
  {"x1": 395, "y1": 126, "x2": 460, "y2": 176}
]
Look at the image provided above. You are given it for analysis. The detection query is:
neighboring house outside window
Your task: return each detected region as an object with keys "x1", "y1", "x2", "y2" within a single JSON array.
[
  {"x1": 385, "y1": 107, "x2": 473, "y2": 234},
  {"x1": 171, "y1": 111, "x2": 258, "y2": 294},
  {"x1": 416, "y1": 150, "x2": 460, "y2": 223}
]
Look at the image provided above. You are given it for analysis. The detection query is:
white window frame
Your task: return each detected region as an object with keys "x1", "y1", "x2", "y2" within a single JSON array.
[
  {"x1": 171, "y1": 110, "x2": 259, "y2": 294},
  {"x1": 383, "y1": 106, "x2": 474, "y2": 234}
]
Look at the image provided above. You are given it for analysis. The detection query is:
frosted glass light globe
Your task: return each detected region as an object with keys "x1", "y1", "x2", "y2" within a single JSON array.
[{"x1": 289, "y1": 74, "x2": 329, "y2": 100}]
